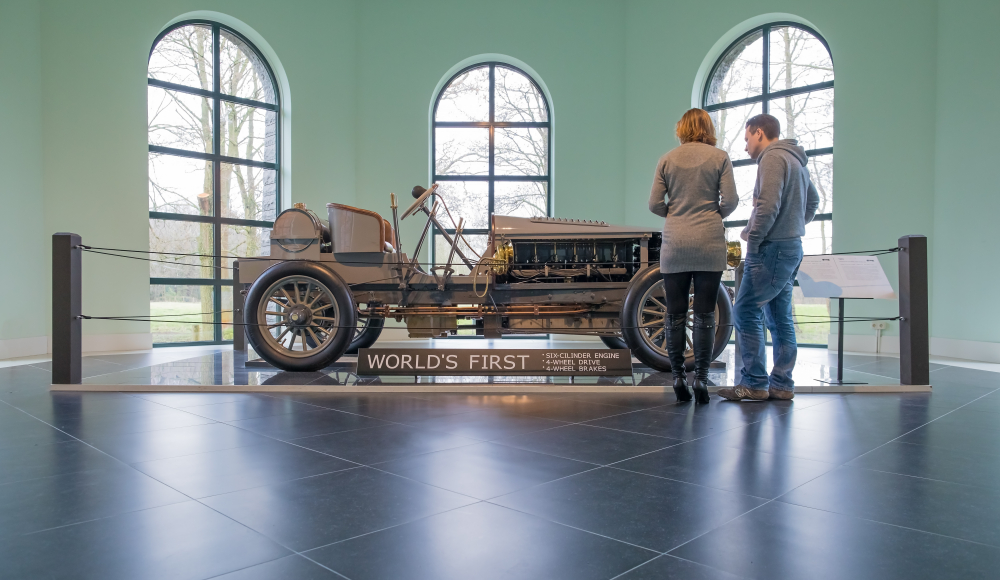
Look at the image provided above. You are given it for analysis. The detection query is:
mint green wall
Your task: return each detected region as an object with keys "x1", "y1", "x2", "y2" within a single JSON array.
[
  {"x1": 4, "y1": 0, "x2": 996, "y2": 348},
  {"x1": 353, "y1": 0, "x2": 627, "y2": 249},
  {"x1": 35, "y1": 0, "x2": 357, "y2": 338},
  {"x1": 931, "y1": 0, "x2": 1000, "y2": 343},
  {"x1": 0, "y1": 0, "x2": 47, "y2": 342},
  {"x1": 624, "y1": 0, "x2": 939, "y2": 337}
]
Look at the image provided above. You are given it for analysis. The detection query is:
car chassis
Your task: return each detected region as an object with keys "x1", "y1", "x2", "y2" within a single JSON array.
[{"x1": 237, "y1": 185, "x2": 734, "y2": 372}]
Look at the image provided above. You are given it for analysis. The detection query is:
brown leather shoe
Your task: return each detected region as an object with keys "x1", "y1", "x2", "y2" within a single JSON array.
[
  {"x1": 768, "y1": 389, "x2": 794, "y2": 400},
  {"x1": 717, "y1": 386, "x2": 769, "y2": 401}
]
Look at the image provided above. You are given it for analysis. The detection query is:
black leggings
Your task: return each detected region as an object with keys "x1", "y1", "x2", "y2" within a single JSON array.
[{"x1": 662, "y1": 271, "x2": 723, "y2": 315}]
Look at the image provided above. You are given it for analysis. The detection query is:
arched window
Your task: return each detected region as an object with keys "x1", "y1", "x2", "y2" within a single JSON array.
[
  {"x1": 147, "y1": 21, "x2": 280, "y2": 344},
  {"x1": 431, "y1": 63, "x2": 551, "y2": 269},
  {"x1": 704, "y1": 23, "x2": 833, "y2": 257}
]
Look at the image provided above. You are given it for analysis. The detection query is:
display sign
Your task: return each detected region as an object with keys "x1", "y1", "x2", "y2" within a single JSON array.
[
  {"x1": 357, "y1": 348, "x2": 633, "y2": 376},
  {"x1": 797, "y1": 255, "x2": 896, "y2": 299}
]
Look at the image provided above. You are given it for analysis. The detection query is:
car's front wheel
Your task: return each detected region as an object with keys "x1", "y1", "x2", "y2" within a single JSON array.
[{"x1": 244, "y1": 261, "x2": 356, "y2": 372}]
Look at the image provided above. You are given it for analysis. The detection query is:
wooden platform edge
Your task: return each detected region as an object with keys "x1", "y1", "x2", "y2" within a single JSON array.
[{"x1": 51, "y1": 384, "x2": 933, "y2": 394}]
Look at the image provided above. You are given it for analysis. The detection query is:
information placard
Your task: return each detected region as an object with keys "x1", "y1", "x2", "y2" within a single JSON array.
[
  {"x1": 797, "y1": 255, "x2": 895, "y2": 299},
  {"x1": 357, "y1": 348, "x2": 633, "y2": 376}
]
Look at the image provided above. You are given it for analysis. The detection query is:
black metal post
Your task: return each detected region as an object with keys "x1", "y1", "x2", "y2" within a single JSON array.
[
  {"x1": 233, "y1": 260, "x2": 246, "y2": 352},
  {"x1": 837, "y1": 297, "x2": 845, "y2": 383},
  {"x1": 899, "y1": 235, "x2": 929, "y2": 385},
  {"x1": 52, "y1": 233, "x2": 82, "y2": 384}
]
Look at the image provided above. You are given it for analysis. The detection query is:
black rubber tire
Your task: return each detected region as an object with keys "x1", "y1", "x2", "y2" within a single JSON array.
[
  {"x1": 244, "y1": 261, "x2": 356, "y2": 372},
  {"x1": 346, "y1": 316, "x2": 384, "y2": 354},
  {"x1": 621, "y1": 266, "x2": 734, "y2": 372},
  {"x1": 600, "y1": 336, "x2": 629, "y2": 350}
]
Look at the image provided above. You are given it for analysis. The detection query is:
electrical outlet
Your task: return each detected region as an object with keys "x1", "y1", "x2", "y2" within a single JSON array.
[{"x1": 871, "y1": 322, "x2": 888, "y2": 330}]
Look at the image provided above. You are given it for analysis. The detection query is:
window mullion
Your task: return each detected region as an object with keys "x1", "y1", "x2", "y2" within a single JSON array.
[
  {"x1": 762, "y1": 25, "x2": 770, "y2": 114},
  {"x1": 212, "y1": 24, "x2": 223, "y2": 342},
  {"x1": 488, "y1": 64, "x2": 495, "y2": 220}
]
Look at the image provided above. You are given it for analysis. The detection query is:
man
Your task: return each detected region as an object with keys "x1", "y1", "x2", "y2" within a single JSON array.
[{"x1": 718, "y1": 114, "x2": 819, "y2": 402}]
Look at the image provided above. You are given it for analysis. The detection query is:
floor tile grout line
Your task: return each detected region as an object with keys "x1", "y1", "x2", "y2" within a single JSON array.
[
  {"x1": 772, "y1": 495, "x2": 1000, "y2": 550},
  {"x1": 603, "y1": 465, "x2": 774, "y2": 502},
  {"x1": 849, "y1": 463, "x2": 1000, "y2": 489},
  {"x1": 845, "y1": 388, "x2": 1000, "y2": 464},
  {"x1": 480, "y1": 499, "x2": 662, "y2": 554},
  {"x1": 298, "y1": 500, "x2": 486, "y2": 556}
]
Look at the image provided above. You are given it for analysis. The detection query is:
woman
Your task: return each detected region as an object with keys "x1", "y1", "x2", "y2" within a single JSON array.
[{"x1": 648, "y1": 108, "x2": 738, "y2": 403}]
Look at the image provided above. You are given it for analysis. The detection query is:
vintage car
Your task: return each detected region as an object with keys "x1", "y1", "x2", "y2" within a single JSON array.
[{"x1": 237, "y1": 185, "x2": 734, "y2": 372}]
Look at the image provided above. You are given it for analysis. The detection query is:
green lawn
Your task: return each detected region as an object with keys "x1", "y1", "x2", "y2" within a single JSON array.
[
  {"x1": 150, "y1": 301, "x2": 213, "y2": 343},
  {"x1": 793, "y1": 303, "x2": 830, "y2": 345}
]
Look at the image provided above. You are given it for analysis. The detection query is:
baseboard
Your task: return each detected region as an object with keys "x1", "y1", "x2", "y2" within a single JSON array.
[
  {"x1": 44, "y1": 333, "x2": 153, "y2": 355},
  {"x1": 929, "y1": 337, "x2": 1000, "y2": 364},
  {"x1": 0, "y1": 336, "x2": 48, "y2": 359}
]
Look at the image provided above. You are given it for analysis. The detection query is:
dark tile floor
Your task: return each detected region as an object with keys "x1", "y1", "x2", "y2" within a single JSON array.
[{"x1": 1, "y1": 349, "x2": 999, "y2": 579}]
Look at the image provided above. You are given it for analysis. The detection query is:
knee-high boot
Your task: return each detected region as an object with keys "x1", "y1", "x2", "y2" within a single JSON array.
[
  {"x1": 666, "y1": 313, "x2": 691, "y2": 402},
  {"x1": 691, "y1": 312, "x2": 716, "y2": 404}
]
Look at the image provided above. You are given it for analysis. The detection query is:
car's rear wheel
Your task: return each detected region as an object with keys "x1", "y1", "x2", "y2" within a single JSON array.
[
  {"x1": 245, "y1": 261, "x2": 356, "y2": 372},
  {"x1": 621, "y1": 267, "x2": 733, "y2": 372},
  {"x1": 599, "y1": 336, "x2": 628, "y2": 350},
  {"x1": 346, "y1": 307, "x2": 384, "y2": 354}
]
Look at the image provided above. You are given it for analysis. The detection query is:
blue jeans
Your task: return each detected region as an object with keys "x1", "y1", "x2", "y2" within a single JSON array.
[{"x1": 734, "y1": 239, "x2": 803, "y2": 392}]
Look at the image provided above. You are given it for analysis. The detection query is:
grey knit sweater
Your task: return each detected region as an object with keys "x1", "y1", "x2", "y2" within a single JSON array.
[
  {"x1": 648, "y1": 142, "x2": 738, "y2": 273},
  {"x1": 740, "y1": 139, "x2": 821, "y2": 254}
]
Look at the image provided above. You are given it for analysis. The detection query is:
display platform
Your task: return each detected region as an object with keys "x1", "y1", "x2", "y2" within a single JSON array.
[{"x1": 51, "y1": 341, "x2": 930, "y2": 394}]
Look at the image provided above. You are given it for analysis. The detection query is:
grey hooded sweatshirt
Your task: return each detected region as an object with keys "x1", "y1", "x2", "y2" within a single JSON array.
[{"x1": 741, "y1": 139, "x2": 820, "y2": 254}]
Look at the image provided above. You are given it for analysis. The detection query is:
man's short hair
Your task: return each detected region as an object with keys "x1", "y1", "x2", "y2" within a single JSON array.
[{"x1": 746, "y1": 114, "x2": 780, "y2": 140}]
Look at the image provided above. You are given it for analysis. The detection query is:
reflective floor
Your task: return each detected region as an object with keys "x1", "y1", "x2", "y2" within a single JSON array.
[{"x1": 1, "y1": 345, "x2": 999, "y2": 578}]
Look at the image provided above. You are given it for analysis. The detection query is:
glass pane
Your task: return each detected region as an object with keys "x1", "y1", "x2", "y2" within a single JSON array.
[
  {"x1": 222, "y1": 284, "x2": 234, "y2": 341},
  {"x1": 793, "y1": 287, "x2": 829, "y2": 345},
  {"x1": 769, "y1": 26, "x2": 834, "y2": 93},
  {"x1": 434, "y1": 181, "x2": 489, "y2": 229},
  {"x1": 150, "y1": 285, "x2": 215, "y2": 344},
  {"x1": 149, "y1": 219, "x2": 215, "y2": 279},
  {"x1": 808, "y1": 154, "x2": 833, "y2": 215},
  {"x1": 709, "y1": 101, "x2": 762, "y2": 162},
  {"x1": 148, "y1": 24, "x2": 213, "y2": 90},
  {"x1": 219, "y1": 102, "x2": 277, "y2": 163},
  {"x1": 725, "y1": 227, "x2": 747, "y2": 259},
  {"x1": 726, "y1": 164, "x2": 757, "y2": 223},
  {"x1": 221, "y1": 163, "x2": 277, "y2": 221},
  {"x1": 148, "y1": 153, "x2": 212, "y2": 215},
  {"x1": 148, "y1": 86, "x2": 213, "y2": 153},
  {"x1": 435, "y1": 66, "x2": 489, "y2": 122},
  {"x1": 768, "y1": 88, "x2": 834, "y2": 150},
  {"x1": 220, "y1": 30, "x2": 277, "y2": 104},
  {"x1": 495, "y1": 66, "x2": 548, "y2": 122},
  {"x1": 434, "y1": 234, "x2": 488, "y2": 275},
  {"x1": 803, "y1": 218, "x2": 833, "y2": 256},
  {"x1": 705, "y1": 30, "x2": 764, "y2": 106},
  {"x1": 494, "y1": 128, "x2": 548, "y2": 176},
  {"x1": 435, "y1": 128, "x2": 489, "y2": 175},
  {"x1": 494, "y1": 181, "x2": 548, "y2": 218},
  {"x1": 222, "y1": 224, "x2": 271, "y2": 280}
]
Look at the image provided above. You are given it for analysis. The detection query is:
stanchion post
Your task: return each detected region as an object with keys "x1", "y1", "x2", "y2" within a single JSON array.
[
  {"x1": 898, "y1": 235, "x2": 929, "y2": 385},
  {"x1": 52, "y1": 233, "x2": 82, "y2": 384},
  {"x1": 233, "y1": 260, "x2": 246, "y2": 352}
]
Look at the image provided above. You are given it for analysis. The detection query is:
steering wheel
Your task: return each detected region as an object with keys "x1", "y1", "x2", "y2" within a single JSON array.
[{"x1": 401, "y1": 184, "x2": 438, "y2": 220}]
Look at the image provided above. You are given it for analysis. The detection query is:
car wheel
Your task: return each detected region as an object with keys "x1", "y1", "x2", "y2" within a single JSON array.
[
  {"x1": 621, "y1": 267, "x2": 734, "y2": 372},
  {"x1": 599, "y1": 336, "x2": 628, "y2": 350},
  {"x1": 346, "y1": 309, "x2": 384, "y2": 354},
  {"x1": 244, "y1": 261, "x2": 356, "y2": 372}
]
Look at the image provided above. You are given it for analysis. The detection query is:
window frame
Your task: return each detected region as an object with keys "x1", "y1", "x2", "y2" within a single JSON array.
[
  {"x1": 704, "y1": 22, "x2": 834, "y2": 346},
  {"x1": 703, "y1": 21, "x2": 834, "y2": 228},
  {"x1": 147, "y1": 20, "x2": 281, "y2": 346},
  {"x1": 430, "y1": 62, "x2": 552, "y2": 265}
]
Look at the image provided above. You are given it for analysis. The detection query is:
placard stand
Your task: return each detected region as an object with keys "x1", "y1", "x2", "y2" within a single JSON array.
[{"x1": 819, "y1": 297, "x2": 870, "y2": 386}]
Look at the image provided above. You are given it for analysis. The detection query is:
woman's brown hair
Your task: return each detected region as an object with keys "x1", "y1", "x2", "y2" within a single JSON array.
[{"x1": 675, "y1": 108, "x2": 717, "y2": 146}]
